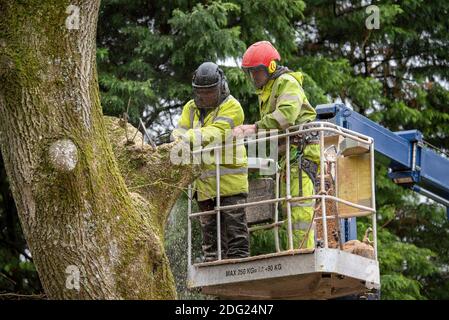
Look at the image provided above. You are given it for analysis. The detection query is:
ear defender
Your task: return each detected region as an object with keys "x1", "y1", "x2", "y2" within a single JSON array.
[
  {"x1": 221, "y1": 77, "x2": 226, "y2": 92},
  {"x1": 268, "y1": 60, "x2": 277, "y2": 74},
  {"x1": 218, "y1": 68, "x2": 226, "y2": 92}
]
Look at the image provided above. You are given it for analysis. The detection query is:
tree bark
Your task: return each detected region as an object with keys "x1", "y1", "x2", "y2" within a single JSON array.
[{"x1": 0, "y1": 0, "x2": 196, "y2": 299}]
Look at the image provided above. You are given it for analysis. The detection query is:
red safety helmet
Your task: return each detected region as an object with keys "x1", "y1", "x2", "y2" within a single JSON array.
[
  {"x1": 242, "y1": 41, "x2": 281, "y2": 69},
  {"x1": 242, "y1": 41, "x2": 281, "y2": 88}
]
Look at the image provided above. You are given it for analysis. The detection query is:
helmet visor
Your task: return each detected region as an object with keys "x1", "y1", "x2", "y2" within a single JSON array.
[
  {"x1": 243, "y1": 65, "x2": 269, "y2": 89},
  {"x1": 193, "y1": 85, "x2": 220, "y2": 109}
]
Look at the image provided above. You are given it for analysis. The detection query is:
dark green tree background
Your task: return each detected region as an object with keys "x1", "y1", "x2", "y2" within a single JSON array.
[{"x1": 1, "y1": 0, "x2": 448, "y2": 299}]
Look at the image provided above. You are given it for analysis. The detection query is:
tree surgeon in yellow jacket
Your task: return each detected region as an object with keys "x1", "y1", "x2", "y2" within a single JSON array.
[
  {"x1": 233, "y1": 41, "x2": 320, "y2": 250},
  {"x1": 172, "y1": 62, "x2": 249, "y2": 261}
]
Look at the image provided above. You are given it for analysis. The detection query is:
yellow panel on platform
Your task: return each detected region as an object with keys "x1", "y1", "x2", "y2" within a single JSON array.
[
  {"x1": 337, "y1": 153, "x2": 372, "y2": 218},
  {"x1": 324, "y1": 135, "x2": 342, "y2": 150}
]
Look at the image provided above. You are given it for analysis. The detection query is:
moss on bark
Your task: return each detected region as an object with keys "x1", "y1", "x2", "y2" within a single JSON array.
[{"x1": 0, "y1": 0, "x2": 198, "y2": 299}]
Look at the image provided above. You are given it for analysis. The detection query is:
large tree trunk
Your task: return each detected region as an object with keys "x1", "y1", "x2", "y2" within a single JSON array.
[{"x1": 0, "y1": 0, "x2": 195, "y2": 299}]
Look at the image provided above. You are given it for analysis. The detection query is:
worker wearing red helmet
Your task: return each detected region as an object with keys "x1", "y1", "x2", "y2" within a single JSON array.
[{"x1": 233, "y1": 41, "x2": 320, "y2": 250}]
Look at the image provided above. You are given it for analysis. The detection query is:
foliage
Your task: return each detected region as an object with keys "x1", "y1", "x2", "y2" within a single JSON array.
[
  {"x1": 1, "y1": 0, "x2": 448, "y2": 299},
  {"x1": 0, "y1": 154, "x2": 42, "y2": 295}
]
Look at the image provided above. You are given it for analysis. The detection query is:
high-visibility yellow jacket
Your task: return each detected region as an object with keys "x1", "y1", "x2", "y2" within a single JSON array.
[
  {"x1": 173, "y1": 95, "x2": 248, "y2": 201},
  {"x1": 255, "y1": 71, "x2": 320, "y2": 164}
]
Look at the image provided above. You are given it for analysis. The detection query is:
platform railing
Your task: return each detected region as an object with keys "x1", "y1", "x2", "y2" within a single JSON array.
[{"x1": 187, "y1": 121, "x2": 377, "y2": 266}]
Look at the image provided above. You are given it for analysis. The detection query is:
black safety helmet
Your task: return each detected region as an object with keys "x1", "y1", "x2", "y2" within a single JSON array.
[{"x1": 192, "y1": 62, "x2": 229, "y2": 109}]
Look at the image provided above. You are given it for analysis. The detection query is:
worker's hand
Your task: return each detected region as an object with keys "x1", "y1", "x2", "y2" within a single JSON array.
[{"x1": 232, "y1": 124, "x2": 257, "y2": 138}]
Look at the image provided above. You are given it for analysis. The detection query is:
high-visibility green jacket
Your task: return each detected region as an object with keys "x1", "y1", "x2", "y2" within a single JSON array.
[
  {"x1": 255, "y1": 71, "x2": 320, "y2": 164},
  {"x1": 173, "y1": 95, "x2": 248, "y2": 201}
]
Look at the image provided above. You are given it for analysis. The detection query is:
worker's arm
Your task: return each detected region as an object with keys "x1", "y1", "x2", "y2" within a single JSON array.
[
  {"x1": 190, "y1": 99, "x2": 244, "y2": 147},
  {"x1": 256, "y1": 75, "x2": 306, "y2": 130},
  {"x1": 174, "y1": 99, "x2": 244, "y2": 147}
]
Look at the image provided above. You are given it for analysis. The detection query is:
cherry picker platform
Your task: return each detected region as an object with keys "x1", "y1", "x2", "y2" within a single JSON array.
[{"x1": 186, "y1": 120, "x2": 380, "y2": 299}]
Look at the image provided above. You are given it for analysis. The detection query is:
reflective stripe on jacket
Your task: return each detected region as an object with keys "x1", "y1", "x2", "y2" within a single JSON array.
[
  {"x1": 173, "y1": 95, "x2": 248, "y2": 201},
  {"x1": 255, "y1": 71, "x2": 320, "y2": 164}
]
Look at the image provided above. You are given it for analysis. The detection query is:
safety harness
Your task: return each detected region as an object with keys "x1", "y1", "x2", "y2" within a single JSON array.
[{"x1": 291, "y1": 131, "x2": 319, "y2": 196}]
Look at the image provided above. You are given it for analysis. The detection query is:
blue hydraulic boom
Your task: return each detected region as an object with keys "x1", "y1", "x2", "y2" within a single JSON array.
[{"x1": 316, "y1": 103, "x2": 449, "y2": 241}]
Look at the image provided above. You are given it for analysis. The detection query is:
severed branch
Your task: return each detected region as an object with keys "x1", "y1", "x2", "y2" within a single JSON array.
[{"x1": 105, "y1": 116, "x2": 200, "y2": 229}]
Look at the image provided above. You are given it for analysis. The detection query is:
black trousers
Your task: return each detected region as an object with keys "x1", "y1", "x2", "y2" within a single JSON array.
[{"x1": 198, "y1": 193, "x2": 250, "y2": 261}]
